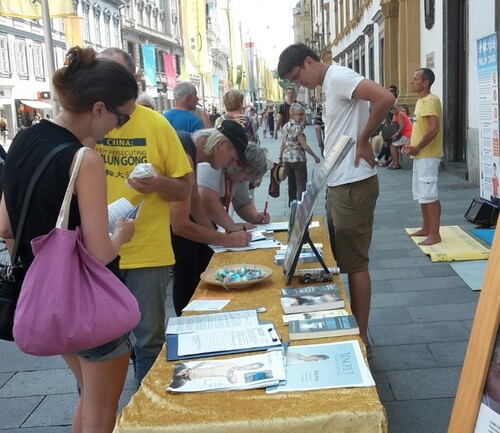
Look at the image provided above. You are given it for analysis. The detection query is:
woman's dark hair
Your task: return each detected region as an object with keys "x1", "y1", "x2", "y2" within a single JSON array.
[
  {"x1": 170, "y1": 363, "x2": 190, "y2": 388},
  {"x1": 170, "y1": 375, "x2": 188, "y2": 388},
  {"x1": 52, "y1": 46, "x2": 138, "y2": 113},
  {"x1": 277, "y1": 43, "x2": 320, "y2": 79}
]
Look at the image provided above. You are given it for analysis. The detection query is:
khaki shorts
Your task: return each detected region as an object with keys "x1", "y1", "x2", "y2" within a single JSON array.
[
  {"x1": 326, "y1": 175, "x2": 379, "y2": 273},
  {"x1": 412, "y1": 157, "x2": 441, "y2": 204}
]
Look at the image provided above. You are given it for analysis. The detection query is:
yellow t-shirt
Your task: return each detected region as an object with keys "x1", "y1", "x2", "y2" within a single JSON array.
[
  {"x1": 411, "y1": 93, "x2": 443, "y2": 159},
  {"x1": 96, "y1": 105, "x2": 192, "y2": 269}
]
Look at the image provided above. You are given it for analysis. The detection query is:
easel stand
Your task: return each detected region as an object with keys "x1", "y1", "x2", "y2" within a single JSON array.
[{"x1": 286, "y1": 229, "x2": 330, "y2": 285}]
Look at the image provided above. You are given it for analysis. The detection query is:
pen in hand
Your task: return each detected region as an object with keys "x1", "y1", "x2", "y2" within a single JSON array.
[{"x1": 262, "y1": 201, "x2": 269, "y2": 223}]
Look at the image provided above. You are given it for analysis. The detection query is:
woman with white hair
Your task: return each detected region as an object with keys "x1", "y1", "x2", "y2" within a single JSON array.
[
  {"x1": 278, "y1": 103, "x2": 320, "y2": 205},
  {"x1": 198, "y1": 145, "x2": 272, "y2": 232}
]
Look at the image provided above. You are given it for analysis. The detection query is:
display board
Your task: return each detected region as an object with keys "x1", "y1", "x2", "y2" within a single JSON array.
[
  {"x1": 448, "y1": 233, "x2": 500, "y2": 433},
  {"x1": 283, "y1": 135, "x2": 355, "y2": 283},
  {"x1": 478, "y1": 33, "x2": 500, "y2": 204}
]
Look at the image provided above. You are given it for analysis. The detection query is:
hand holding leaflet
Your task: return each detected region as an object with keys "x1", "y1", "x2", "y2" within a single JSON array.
[{"x1": 108, "y1": 198, "x2": 144, "y2": 232}]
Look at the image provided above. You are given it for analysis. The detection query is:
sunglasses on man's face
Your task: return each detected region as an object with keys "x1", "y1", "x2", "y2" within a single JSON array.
[{"x1": 106, "y1": 105, "x2": 130, "y2": 127}]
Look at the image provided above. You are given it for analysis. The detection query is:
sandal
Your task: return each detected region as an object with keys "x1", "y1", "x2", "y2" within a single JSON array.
[
  {"x1": 377, "y1": 161, "x2": 388, "y2": 167},
  {"x1": 388, "y1": 164, "x2": 401, "y2": 170}
]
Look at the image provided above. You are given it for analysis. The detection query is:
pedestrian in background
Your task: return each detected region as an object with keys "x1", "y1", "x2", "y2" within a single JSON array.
[
  {"x1": 164, "y1": 82, "x2": 203, "y2": 133},
  {"x1": 274, "y1": 87, "x2": 295, "y2": 139},
  {"x1": 278, "y1": 102, "x2": 321, "y2": 205}
]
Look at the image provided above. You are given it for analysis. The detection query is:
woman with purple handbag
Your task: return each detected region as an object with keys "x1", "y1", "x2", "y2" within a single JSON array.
[{"x1": 0, "y1": 47, "x2": 138, "y2": 433}]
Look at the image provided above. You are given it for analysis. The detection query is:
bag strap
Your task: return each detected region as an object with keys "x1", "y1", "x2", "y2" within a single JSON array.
[
  {"x1": 10, "y1": 141, "x2": 79, "y2": 264},
  {"x1": 56, "y1": 147, "x2": 88, "y2": 230}
]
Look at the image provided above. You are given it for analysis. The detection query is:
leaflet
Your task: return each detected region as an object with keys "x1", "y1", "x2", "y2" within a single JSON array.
[
  {"x1": 176, "y1": 323, "x2": 282, "y2": 357},
  {"x1": 266, "y1": 340, "x2": 374, "y2": 393},
  {"x1": 251, "y1": 220, "x2": 321, "y2": 232},
  {"x1": 166, "y1": 309, "x2": 259, "y2": 334},
  {"x1": 107, "y1": 197, "x2": 143, "y2": 232},
  {"x1": 209, "y1": 239, "x2": 280, "y2": 253},
  {"x1": 166, "y1": 349, "x2": 286, "y2": 393},
  {"x1": 182, "y1": 299, "x2": 231, "y2": 312}
]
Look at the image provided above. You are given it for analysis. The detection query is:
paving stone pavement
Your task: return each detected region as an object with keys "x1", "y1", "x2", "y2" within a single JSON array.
[{"x1": 0, "y1": 126, "x2": 486, "y2": 432}]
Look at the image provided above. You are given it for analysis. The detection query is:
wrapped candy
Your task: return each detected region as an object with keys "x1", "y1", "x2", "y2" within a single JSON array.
[{"x1": 215, "y1": 266, "x2": 265, "y2": 284}]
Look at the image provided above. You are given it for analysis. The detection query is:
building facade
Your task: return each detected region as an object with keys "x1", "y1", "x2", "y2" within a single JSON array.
[
  {"x1": 0, "y1": 0, "x2": 124, "y2": 136},
  {"x1": 118, "y1": 0, "x2": 183, "y2": 113},
  {"x1": 0, "y1": 15, "x2": 65, "y2": 135},
  {"x1": 293, "y1": 0, "x2": 500, "y2": 186}
]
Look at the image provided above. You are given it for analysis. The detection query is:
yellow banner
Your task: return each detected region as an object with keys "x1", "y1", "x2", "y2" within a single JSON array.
[
  {"x1": 63, "y1": 16, "x2": 83, "y2": 49},
  {"x1": 181, "y1": 0, "x2": 209, "y2": 75},
  {"x1": 0, "y1": 0, "x2": 74, "y2": 18}
]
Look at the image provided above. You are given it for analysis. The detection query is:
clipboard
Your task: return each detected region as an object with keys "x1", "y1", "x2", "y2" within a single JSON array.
[{"x1": 166, "y1": 323, "x2": 282, "y2": 361}]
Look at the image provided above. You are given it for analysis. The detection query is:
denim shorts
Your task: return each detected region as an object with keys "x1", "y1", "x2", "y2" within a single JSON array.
[{"x1": 75, "y1": 333, "x2": 132, "y2": 362}]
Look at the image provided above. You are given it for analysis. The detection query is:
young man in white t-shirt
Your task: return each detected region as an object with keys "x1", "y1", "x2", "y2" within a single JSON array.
[{"x1": 277, "y1": 43, "x2": 394, "y2": 354}]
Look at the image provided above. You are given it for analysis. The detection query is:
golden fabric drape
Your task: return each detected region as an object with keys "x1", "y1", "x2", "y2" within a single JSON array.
[{"x1": 114, "y1": 218, "x2": 388, "y2": 433}]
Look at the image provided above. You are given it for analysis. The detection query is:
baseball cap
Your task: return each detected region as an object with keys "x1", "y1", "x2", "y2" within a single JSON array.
[{"x1": 217, "y1": 119, "x2": 248, "y2": 166}]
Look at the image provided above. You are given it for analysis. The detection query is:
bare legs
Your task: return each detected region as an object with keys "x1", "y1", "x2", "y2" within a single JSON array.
[
  {"x1": 389, "y1": 144, "x2": 400, "y2": 167},
  {"x1": 348, "y1": 270, "x2": 371, "y2": 344},
  {"x1": 315, "y1": 125, "x2": 324, "y2": 148},
  {"x1": 63, "y1": 351, "x2": 130, "y2": 433},
  {"x1": 410, "y1": 200, "x2": 442, "y2": 245}
]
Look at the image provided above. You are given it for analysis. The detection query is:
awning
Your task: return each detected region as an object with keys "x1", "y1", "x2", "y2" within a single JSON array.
[{"x1": 20, "y1": 100, "x2": 52, "y2": 109}]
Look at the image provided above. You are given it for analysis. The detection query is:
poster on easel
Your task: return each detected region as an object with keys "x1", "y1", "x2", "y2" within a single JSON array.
[
  {"x1": 282, "y1": 135, "x2": 355, "y2": 284},
  {"x1": 448, "y1": 228, "x2": 500, "y2": 433},
  {"x1": 449, "y1": 34, "x2": 500, "y2": 433},
  {"x1": 473, "y1": 330, "x2": 500, "y2": 432},
  {"x1": 478, "y1": 33, "x2": 500, "y2": 205}
]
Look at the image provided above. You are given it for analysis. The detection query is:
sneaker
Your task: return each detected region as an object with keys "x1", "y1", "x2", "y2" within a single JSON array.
[{"x1": 374, "y1": 157, "x2": 380, "y2": 163}]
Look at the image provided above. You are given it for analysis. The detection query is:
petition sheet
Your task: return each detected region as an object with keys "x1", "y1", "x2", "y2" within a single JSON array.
[
  {"x1": 176, "y1": 324, "x2": 281, "y2": 356},
  {"x1": 166, "y1": 309, "x2": 259, "y2": 334}
]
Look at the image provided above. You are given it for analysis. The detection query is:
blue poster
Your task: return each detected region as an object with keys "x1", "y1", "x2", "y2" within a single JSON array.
[
  {"x1": 211, "y1": 74, "x2": 219, "y2": 98},
  {"x1": 141, "y1": 44, "x2": 157, "y2": 88},
  {"x1": 477, "y1": 34, "x2": 499, "y2": 203}
]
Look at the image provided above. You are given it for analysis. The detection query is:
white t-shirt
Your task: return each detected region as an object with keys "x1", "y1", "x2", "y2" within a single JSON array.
[
  {"x1": 197, "y1": 162, "x2": 253, "y2": 210},
  {"x1": 322, "y1": 64, "x2": 376, "y2": 187}
]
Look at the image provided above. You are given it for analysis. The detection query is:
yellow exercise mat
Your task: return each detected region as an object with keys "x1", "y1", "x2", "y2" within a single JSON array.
[{"x1": 405, "y1": 225, "x2": 490, "y2": 262}]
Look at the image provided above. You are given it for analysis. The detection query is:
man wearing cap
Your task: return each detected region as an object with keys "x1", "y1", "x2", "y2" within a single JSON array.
[{"x1": 171, "y1": 119, "x2": 252, "y2": 315}]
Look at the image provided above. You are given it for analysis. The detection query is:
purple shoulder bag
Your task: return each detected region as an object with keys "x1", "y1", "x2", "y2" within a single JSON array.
[{"x1": 13, "y1": 147, "x2": 140, "y2": 356}]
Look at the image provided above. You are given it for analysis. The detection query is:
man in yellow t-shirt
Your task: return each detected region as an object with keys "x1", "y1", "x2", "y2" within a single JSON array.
[
  {"x1": 97, "y1": 48, "x2": 193, "y2": 387},
  {"x1": 403, "y1": 68, "x2": 443, "y2": 246}
]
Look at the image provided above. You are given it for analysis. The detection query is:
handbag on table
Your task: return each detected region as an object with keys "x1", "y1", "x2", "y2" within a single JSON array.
[
  {"x1": 13, "y1": 147, "x2": 141, "y2": 356},
  {"x1": 0, "y1": 142, "x2": 76, "y2": 341}
]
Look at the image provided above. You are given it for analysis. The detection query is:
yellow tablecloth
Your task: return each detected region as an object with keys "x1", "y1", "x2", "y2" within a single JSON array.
[{"x1": 114, "y1": 218, "x2": 388, "y2": 433}]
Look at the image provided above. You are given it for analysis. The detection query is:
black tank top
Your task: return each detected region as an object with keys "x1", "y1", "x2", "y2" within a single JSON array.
[{"x1": 3, "y1": 120, "x2": 81, "y2": 267}]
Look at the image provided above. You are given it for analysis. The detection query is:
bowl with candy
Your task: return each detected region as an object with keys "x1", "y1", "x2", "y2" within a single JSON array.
[{"x1": 200, "y1": 264, "x2": 273, "y2": 290}]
